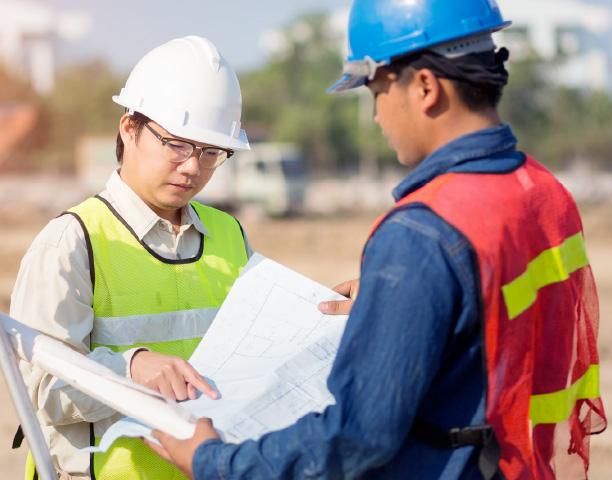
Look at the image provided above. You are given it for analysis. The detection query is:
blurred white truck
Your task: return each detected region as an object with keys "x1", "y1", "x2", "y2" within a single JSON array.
[{"x1": 197, "y1": 141, "x2": 307, "y2": 216}]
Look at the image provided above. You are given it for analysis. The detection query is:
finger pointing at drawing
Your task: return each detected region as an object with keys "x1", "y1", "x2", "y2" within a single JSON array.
[{"x1": 130, "y1": 350, "x2": 219, "y2": 401}]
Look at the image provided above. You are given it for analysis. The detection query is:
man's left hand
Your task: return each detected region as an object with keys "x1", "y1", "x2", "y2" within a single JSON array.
[
  {"x1": 318, "y1": 278, "x2": 360, "y2": 315},
  {"x1": 144, "y1": 418, "x2": 221, "y2": 480}
]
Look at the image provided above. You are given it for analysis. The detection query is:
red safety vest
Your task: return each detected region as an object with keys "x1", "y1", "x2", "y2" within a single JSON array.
[{"x1": 365, "y1": 156, "x2": 606, "y2": 479}]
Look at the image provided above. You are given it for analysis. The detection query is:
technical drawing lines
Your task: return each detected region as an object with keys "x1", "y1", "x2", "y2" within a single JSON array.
[
  {"x1": 224, "y1": 337, "x2": 339, "y2": 441},
  {"x1": 194, "y1": 281, "x2": 337, "y2": 378}
]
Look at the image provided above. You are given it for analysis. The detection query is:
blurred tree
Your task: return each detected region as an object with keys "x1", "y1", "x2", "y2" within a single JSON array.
[
  {"x1": 500, "y1": 55, "x2": 612, "y2": 171},
  {"x1": 42, "y1": 59, "x2": 124, "y2": 172},
  {"x1": 499, "y1": 56, "x2": 551, "y2": 161},
  {"x1": 239, "y1": 12, "x2": 396, "y2": 176},
  {"x1": 0, "y1": 66, "x2": 37, "y2": 102},
  {"x1": 0, "y1": 66, "x2": 44, "y2": 173},
  {"x1": 538, "y1": 88, "x2": 612, "y2": 170},
  {"x1": 3, "y1": 12, "x2": 612, "y2": 177},
  {"x1": 0, "y1": 59, "x2": 123, "y2": 173}
]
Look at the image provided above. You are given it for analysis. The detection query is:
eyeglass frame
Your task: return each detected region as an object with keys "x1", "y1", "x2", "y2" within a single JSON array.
[{"x1": 142, "y1": 122, "x2": 234, "y2": 168}]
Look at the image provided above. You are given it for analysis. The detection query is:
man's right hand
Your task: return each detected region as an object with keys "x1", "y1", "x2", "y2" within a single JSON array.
[{"x1": 130, "y1": 350, "x2": 218, "y2": 401}]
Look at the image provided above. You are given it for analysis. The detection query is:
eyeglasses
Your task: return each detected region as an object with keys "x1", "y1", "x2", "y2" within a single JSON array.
[{"x1": 143, "y1": 123, "x2": 233, "y2": 169}]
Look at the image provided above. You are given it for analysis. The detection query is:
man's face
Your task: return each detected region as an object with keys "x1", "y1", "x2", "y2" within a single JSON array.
[
  {"x1": 367, "y1": 67, "x2": 427, "y2": 167},
  {"x1": 119, "y1": 115, "x2": 216, "y2": 220}
]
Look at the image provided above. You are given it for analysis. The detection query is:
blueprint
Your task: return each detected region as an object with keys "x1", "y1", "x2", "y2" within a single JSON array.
[{"x1": 89, "y1": 253, "x2": 349, "y2": 451}]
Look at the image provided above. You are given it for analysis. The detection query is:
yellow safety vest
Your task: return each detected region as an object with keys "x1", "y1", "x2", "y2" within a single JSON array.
[{"x1": 27, "y1": 196, "x2": 248, "y2": 480}]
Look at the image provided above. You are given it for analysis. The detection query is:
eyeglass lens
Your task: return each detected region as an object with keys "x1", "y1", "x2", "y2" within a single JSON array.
[{"x1": 163, "y1": 139, "x2": 228, "y2": 168}]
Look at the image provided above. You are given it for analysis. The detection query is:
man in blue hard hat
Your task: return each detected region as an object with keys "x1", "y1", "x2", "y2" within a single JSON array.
[{"x1": 145, "y1": 1, "x2": 606, "y2": 478}]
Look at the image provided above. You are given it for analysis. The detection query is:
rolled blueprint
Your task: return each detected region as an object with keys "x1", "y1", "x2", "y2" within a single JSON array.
[{"x1": 1, "y1": 312, "x2": 197, "y2": 440}]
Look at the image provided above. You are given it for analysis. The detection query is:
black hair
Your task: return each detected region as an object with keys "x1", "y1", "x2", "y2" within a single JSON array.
[
  {"x1": 115, "y1": 111, "x2": 151, "y2": 163},
  {"x1": 390, "y1": 48, "x2": 510, "y2": 111}
]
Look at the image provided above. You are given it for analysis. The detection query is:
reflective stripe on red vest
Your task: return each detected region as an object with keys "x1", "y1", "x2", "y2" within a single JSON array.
[{"x1": 365, "y1": 156, "x2": 606, "y2": 479}]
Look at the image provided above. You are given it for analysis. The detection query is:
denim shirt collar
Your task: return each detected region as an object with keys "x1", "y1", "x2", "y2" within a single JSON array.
[{"x1": 392, "y1": 124, "x2": 518, "y2": 201}]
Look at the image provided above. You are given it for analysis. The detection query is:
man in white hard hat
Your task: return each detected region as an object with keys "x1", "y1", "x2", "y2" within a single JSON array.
[
  {"x1": 11, "y1": 36, "x2": 253, "y2": 479},
  {"x1": 145, "y1": 0, "x2": 606, "y2": 479}
]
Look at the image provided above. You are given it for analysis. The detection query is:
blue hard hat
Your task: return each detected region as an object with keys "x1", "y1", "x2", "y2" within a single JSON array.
[{"x1": 328, "y1": 0, "x2": 511, "y2": 93}]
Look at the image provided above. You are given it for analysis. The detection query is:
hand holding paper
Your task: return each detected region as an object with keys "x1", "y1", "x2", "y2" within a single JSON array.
[
  {"x1": 317, "y1": 278, "x2": 360, "y2": 315},
  {"x1": 145, "y1": 418, "x2": 221, "y2": 480}
]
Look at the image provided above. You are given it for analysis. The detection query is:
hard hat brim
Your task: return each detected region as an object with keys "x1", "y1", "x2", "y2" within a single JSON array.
[
  {"x1": 327, "y1": 74, "x2": 366, "y2": 94},
  {"x1": 112, "y1": 96, "x2": 251, "y2": 151}
]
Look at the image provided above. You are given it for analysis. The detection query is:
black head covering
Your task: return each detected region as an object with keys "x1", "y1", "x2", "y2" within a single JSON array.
[{"x1": 394, "y1": 48, "x2": 510, "y2": 88}]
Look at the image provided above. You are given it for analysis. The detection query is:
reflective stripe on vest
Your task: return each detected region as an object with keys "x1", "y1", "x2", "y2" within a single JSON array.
[
  {"x1": 366, "y1": 156, "x2": 606, "y2": 479},
  {"x1": 498, "y1": 231, "x2": 598, "y2": 431},
  {"x1": 530, "y1": 364, "x2": 600, "y2": 426},
  {"x1": 502, "y1": 231, "x2": 589, "y2": 320},
  {"x1": 68, "y1": 197, "x2": 248, "y2": 480},
  {"x1": 92, "y1": 307, "x2": 219, "y2": 347}
]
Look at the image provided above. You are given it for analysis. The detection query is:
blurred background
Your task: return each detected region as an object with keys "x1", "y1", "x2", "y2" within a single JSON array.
[
  {"x1": 1, "y1": 0, "x2": 612, "y2": 212},
  {"x1": 1, "y1": 0, "x2": 612, "y2": 477}
]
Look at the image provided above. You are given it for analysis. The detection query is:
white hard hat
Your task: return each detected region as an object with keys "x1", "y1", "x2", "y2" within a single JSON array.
[{"x1": 113, "y1": 36, "x2": 250, "y2": 151}]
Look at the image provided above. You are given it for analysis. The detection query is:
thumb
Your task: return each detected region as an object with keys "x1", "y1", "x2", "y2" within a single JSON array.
[{"x1": 318, "y1": 298, "x2": 354, "y2": 315}]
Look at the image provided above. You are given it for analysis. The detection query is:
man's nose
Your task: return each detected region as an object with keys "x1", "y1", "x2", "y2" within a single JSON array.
[{"x1": 177, "y1": 152, "x2": 201, "y2": 175}]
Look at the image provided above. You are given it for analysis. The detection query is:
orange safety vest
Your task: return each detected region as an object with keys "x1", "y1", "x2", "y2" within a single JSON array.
[{"x1": 366, "y1": 156, "x2": 606, "y2": 479}]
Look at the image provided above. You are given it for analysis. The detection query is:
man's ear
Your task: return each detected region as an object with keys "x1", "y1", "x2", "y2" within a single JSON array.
[
  {"x1": 414, "y1": 68, "x2": 441, "y2": 114},
  {"x1": 119, "y1": 113, "x2": 135, "y2": 146}
]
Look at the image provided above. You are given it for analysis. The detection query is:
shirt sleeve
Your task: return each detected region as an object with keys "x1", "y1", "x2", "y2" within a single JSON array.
[
  {"x1": 192, "y1": 207, "x2": 469, "y2": 479},
  {"x1": 11, "y1": 214, "x2": 142, "y2": 426}
]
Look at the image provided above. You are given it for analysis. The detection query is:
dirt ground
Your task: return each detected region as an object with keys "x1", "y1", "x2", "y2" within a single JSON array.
[{"x1": 1, "y1": 202, "x2": 611, "y2": 478}]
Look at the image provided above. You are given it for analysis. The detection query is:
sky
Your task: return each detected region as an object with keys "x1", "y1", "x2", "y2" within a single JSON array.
[
  {"x1": 46, "y1": 0, "x2": 353, "y2": 76},
  {"x1": 36, "y1": 0, "x2": 612, "y2": 78}
]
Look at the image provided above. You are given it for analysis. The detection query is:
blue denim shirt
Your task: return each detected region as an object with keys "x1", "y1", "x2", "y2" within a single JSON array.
[{"x1": 193, "y1": 124, "x2": 524, "y2": 479}]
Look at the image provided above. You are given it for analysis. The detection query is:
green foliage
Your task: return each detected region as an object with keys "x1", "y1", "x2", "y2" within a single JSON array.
[
  {"x1": 242, "y1": 23, "x2": 612, "y2": 175},
  {"x1": 538, "y1": 89, "x2": 612, "y2": 169},
  {"x1": 499, "y1": 56, "x2": 550, "y2": 155},
  {"x1": 0, "y1": 59, "x2": 124, "y2": 173},
  {"x1": 500, "y1": 56, "x2": 612, "y2": 170},
  {"x1": 239, "y1": 12, "x2": 395, "y2": 175},
  {"x1": 42, "y1": 60, "x2": 124, "y2": 170},
  {"x1": 3, "y1": 12, "x2": 612, "y2": 176}
]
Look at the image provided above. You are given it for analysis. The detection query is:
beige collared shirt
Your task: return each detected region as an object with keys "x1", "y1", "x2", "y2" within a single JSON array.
[{"x1": 10, "y1": 169, "x2": 253, "y2": 477}]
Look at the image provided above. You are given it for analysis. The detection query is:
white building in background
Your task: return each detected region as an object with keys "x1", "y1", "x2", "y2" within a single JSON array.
[
  {"x1": 495, "y1": 0, "x2": 612, "y2": 93},
  {"x1": 0, "y1": 0, "x2": 91, "y2": 94}
]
